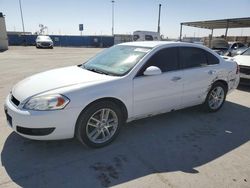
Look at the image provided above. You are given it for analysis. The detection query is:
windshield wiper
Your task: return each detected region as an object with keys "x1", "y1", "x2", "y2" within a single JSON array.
[
  {"x1": 82, "y1": 65, "x2": 109, "y2": 75},
  {"x1": 82, "y1": 64, "x2": 120, "y2": 76}
]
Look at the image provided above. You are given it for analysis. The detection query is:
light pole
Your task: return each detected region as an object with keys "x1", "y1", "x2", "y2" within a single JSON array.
[
  {"x1": 19, "y1": 0, "x2": 25, "y2": 34},
  {"x1": 111, "y1": 0, "x2": 115, "y2": 36}
]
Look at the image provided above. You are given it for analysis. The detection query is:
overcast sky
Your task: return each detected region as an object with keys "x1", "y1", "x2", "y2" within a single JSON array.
[{"x1": 1, "y1": 0, "x2": 250, "y2": 38}]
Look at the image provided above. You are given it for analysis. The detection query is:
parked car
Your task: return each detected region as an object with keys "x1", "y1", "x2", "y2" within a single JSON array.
[
  {"x1": 35, "y1": 35, "x2": 53, "y2": 49},
  {"x1": 233, "y1": 48, "x2": 250, "y2": 85},
  {"x1": 227, "y1": 42, "x2": 248, "y2": 57},
  {"x1": 133, "y1": 31, "x2": 161, "y2": 41},
  {"x1": 211, "y1": 38, "x2": 229, "y2": 56},
  {"x1": 4, "y1": 42, "x2": 239, "y2": 148}
]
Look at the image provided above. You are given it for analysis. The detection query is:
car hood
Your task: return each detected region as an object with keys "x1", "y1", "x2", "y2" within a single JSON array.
[
  {"x1": 233, "y1": 55, "x2": 250, "y2": 66},
  {"x1": 12, "y1": 66, "x2": 115, "y2": 102}
]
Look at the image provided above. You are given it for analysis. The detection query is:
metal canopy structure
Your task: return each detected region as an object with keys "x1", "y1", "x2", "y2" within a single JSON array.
[{"x1": 179, "y1": 17, "x2": 250, "y2": 41}]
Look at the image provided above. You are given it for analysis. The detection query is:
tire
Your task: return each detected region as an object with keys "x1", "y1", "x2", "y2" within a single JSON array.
[
  {"x1": 75, "y1": 101, "x2": 123, "y2": 148},
  {"x1": 203, "y1": 82, "x2": 227, "y2": 112}
]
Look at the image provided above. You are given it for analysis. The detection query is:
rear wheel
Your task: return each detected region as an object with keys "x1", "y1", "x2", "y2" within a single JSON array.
[
  {"x1": 204, "y1": 82, "x2": 227, "y2": 112},
  {"x1": 76, "y1": 101, "x2": 123, "y2": 148}
]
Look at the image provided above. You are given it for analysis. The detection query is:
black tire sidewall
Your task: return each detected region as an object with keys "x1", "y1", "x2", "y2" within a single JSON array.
[
  {"x1": 76, "y1": 101, "x2": 123, "y2": 148},
  {"x1": 204, "y1": 82, "x2": 227, "y2": 112}
]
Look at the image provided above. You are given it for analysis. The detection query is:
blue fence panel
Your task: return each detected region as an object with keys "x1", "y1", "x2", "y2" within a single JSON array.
[{"x1": 7, "y1": 34, "x2": 114, "y2": 47}]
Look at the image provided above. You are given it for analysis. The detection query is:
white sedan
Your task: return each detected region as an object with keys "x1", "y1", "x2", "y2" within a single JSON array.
[
  {"x1": 233, "y1": 48, "x2": 250, "y2": 85},
  {"x1": 35, "y1": 35, "x2": 54, "y2": 49},
  {"x1": 4, "y1": 41, "x2": 239, "y2": 148}
]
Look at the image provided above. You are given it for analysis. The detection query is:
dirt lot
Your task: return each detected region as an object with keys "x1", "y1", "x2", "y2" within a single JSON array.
[{"x1": 0, "y1": 46, "x2": 250, "y2": 188}]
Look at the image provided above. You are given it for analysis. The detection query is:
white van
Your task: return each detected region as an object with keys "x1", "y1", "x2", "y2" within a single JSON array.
[{"x1": 133, "y1": 31, "x2": 161, "y2": 41}]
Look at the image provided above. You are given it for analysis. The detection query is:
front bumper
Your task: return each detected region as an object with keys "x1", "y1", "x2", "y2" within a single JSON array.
[
  {"x1": 4, "y1": 95, "x2": 79, "y2": 140},
  {"x1": 36, "y1": 42, "x2": 53, "y2": 48},
  {"x1": 239, "y1": 73, "x2": 250, "y2": 85},
  {"x1": 239, "y1": 66, "x2": 250, "y2": 85}
]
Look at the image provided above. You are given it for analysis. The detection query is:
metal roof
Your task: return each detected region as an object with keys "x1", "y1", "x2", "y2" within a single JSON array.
[{"x1": 181, "y1": 17, "x2": 250, "y2": 29}]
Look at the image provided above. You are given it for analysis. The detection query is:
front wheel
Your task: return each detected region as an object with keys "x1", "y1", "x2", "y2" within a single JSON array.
[
  {"x1": 75, "y1": 101, "x2": 123, "y2": 148},
  {"x1": 204, "y1": 82, "x2": 227, "y2": 112}
]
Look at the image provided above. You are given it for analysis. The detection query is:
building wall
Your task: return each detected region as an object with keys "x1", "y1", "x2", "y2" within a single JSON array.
[
  {"x1": 7, "y1": 34, "x2": 114, "y2": 47},
  {"x1": 114, "y1": 34, "x2": 133, "y2": 44},
  {"x1": 0, "y1": 13, "x2": 8, "y2": 51}
]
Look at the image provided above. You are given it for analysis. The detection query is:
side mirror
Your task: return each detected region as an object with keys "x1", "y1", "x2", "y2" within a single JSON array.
[{"x1": 143, "y1": 66, "x2": 162, "y2": 76}]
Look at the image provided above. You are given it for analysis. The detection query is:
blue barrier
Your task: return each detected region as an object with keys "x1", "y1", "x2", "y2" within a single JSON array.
[{"x1": 7, "y1": 34, "x2": 114, "y2": 47}]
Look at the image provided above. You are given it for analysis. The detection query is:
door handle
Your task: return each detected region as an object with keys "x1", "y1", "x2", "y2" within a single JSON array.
[
  {"x1": 208, "y1": 70, "x2": 216, "y2": 75},
  {"x1": 171, "y1": 76, "x2": 182, "y2": 82}
]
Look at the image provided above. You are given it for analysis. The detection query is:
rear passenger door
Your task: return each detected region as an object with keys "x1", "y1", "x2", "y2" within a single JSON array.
[{"x1": 179, "y1": 47, "x2": 220, "y2": 107}]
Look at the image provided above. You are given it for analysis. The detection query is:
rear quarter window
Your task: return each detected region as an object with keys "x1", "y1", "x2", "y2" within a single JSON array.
[{"x1": 205, "y1": 51, "x2": 220, "y2": 65}]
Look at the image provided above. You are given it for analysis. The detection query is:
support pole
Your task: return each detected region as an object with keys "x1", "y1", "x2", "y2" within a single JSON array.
[
  {"x1": 209, "y1": 29, "x2": 213, "y2": 48},
  {"x1": 179, "y1": 23, "x2": 183, "y2": 41},
  {"x1": 111, "y1": 0, "x2": 115, "y2": 36},
  {"x1": 225, "y1": 20, "x2": 229, "y2": 39}
]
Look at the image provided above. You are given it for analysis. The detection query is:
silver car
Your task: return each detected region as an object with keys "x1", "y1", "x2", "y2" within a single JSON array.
[
  {"x1": 228, "y1": 42, "x2": 248, "y2": 57},
  {"x1": 36, "y1": 35, "x2": 54, "y2": 49}
]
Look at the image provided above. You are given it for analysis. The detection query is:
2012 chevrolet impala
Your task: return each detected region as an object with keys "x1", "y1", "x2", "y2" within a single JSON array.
[{"x1": 4, "y1": 42, "x2": 240, "y2": 148}]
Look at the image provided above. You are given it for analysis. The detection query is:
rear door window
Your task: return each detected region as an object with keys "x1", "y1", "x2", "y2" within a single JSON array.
[{"x1": 179, "y1": 47, "x2": 207, "y2": 69}]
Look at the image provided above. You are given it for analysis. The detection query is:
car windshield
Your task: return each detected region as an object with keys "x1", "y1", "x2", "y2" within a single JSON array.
[
  {"x1": 83, "y1": 45, "x2": 151, "y2": 76},
  {"x1": 37, "y1": 36, "x2": 51, "y2": 40},
  {"x1": 242, "y1": 48, "x2": 250, "y2": 56}
]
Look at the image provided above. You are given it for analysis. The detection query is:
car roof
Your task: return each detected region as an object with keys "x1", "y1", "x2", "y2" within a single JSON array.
[
  {"x1": 118, "y1": 41, "x2": 222, "y2": 60},
  {"x1": 119, "y1": 41, "x2": 203, "y2": 48}
]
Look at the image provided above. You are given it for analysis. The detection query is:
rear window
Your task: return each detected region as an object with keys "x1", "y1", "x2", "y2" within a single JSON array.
[
  {"x1": 242, "y1": 48, "x2": 250, "y2": 56},
  {"x1": 145, "y1": 35, "x2": 153, "y2": 41},
  {"x1": 238, "y1": 43, "x2": 245, "y2": 48}
]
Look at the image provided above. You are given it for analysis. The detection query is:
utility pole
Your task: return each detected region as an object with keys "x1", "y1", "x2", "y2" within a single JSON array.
[
  {"x1": 157, "y1": 4, "x2": 162, "y2": 34},
  {"x1": 111, "y1": 0, "x2": 115, "y2": 36},
  {"x1": 19, "y1": 0, "x2": 25, "y2": 34}
]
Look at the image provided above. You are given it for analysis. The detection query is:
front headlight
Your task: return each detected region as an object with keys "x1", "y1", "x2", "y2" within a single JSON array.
[{"x1": 23, "y1": 94, "x2": 70, "y2": 111}]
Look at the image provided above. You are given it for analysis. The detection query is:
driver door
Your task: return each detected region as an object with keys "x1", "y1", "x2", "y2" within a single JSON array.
[{"x1": 133, "y1": 47, "x2": 183, "y2": 118}]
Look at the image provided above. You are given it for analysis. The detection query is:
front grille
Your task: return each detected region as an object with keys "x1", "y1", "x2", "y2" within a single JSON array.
[
  {"x1": 11, "y1": 95, "x2": 20, "y2": 106},
  {"x1": 240, "y1": 65, "x2": 250, "y2": 75},
  {"x1": 41, "y1": 42, "x2": 50, "y2": 47}
]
